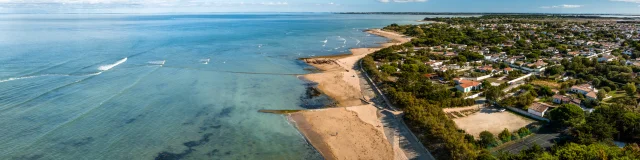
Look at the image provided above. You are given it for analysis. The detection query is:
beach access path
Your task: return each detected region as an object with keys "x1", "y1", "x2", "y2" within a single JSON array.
[{"x1": 357, "y1": 58, "x2": 436, "y2": 160}]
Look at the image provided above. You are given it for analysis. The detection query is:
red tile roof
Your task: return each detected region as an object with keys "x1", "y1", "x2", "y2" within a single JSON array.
[{"x1": 458, "y1": 80, "x2": 481, "y2": 88}]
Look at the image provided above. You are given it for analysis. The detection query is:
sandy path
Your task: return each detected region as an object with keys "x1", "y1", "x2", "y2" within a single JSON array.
[{"x1": 292, "y1": 29, "x2": 411, "y2": 160}]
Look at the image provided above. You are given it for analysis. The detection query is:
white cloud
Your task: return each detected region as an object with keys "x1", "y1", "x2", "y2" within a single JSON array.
[
  {"x1": 540, "y1": 4, "x2": 583, "y2": 9},
  {"x1": 378, "y1": 0, "x2": 427, "y2": 3},
  {"x1": 610, "y1": 0, "x2": 640, "y2": 3},
  {"x1": 315, "y1": 2, "x2": 340, "y2": 6}
]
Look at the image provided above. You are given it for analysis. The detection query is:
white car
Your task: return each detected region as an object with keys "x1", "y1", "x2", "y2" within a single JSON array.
[{"x1": 499, "y1": 109, "x2": 507, "y2": 112}]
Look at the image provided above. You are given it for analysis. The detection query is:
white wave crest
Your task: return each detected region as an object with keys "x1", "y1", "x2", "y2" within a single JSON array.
[
  {"x1": 98, "y1": 57, "x2": 127, "y2": 71},
  {"x1": 350, "y1": 37, "x2": 361, "y2": 46},
  {"x1": 147, "y1": 60, "x2": 166, "y2": 66},
  {"x1": 0, "y1": 75, "x2": 41, "y2": 83},
  {"x1": 200, "y1": 59, "x2": 210, "y2": 64},
  {"x1": 0, "y1": 74, "x2": 74, "y2": 83}
]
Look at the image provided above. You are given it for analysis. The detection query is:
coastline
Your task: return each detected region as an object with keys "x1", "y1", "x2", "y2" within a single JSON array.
[{"x1": 290, "y1": 29, "x2": 411, "y2": 160}]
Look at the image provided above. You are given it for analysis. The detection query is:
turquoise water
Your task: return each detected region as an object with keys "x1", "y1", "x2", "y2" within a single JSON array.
[{"x1": 0, "y1": 13, "x2": 425, "y2": 159}]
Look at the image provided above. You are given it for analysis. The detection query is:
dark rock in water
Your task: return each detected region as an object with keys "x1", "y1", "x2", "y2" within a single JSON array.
[
  {"x1": 125, "y1": 118, "x2": 136, "y2": 124},
  {"x1": 305, "y1": 87, "x2": 322, "y2": 98},
  {"x1": 299, "y1": 86, "x2": 335, "y2": 109},
  {"x1": 13, "y1": 154, "x2": 44, "y2": 160},
  {"x1": 206, "y1": 149, "x2": 219, "y2": 157},
  {"x1": 61, "y1": 137, "x2": 94, "y2": 147},
  {"x1": 154, "y1": 133, "x2": 214, "y2": 160},
  {"x1": 219, "y1": 107, "x2": 234, "y2": 117}
]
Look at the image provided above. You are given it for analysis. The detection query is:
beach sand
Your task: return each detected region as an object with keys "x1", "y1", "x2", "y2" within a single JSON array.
[{"x1": 292, "y1": 29, "x2": 410, "y2": 160}]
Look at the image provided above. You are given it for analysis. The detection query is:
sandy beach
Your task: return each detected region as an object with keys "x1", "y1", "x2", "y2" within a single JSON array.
[{"x1": 291, "y1": 29, "x2": 411, "y2": 160}]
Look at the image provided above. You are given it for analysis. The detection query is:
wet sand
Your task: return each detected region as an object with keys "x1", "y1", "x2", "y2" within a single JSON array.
[{"x1": 291, "y1": 29, "x2": 410, "y2": 160}]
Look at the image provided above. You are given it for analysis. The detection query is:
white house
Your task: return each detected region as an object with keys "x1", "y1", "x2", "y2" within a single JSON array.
[
  {"x1": 454, "y1": 79, "x2": 482, "y2": 93},
  {"x1": 570, "y1": 84, "x2": 597, "y2": 95},
  {"x1": 528, "y1": 102, "x2": 553, "y2": 117}
]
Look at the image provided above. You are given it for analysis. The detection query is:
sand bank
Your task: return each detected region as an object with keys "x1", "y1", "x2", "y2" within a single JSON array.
[
  {"x1": 292, "y1": 29, "x2": 410, "y2": 160},
  {"x1": 302, "y1": 29, "x2": 410, "y2": 107}
]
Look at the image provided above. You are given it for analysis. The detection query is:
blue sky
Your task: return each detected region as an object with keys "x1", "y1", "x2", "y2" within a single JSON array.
[{"x1": 0, "y1": 0, "x2": 638, "y2": 14}]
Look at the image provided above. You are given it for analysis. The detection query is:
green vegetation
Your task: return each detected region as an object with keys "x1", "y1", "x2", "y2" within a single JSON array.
[
  {"x1": 498, "y1": 128, "x2": 513, "y2": 143},
  {"x1": 548, "y1": 104, "x2": 585, "y2": 127},
  {"x1": 479, "y1": 131, "x2": 499, "y2": 148},
  {"x1": 363, "y1": 53, "x2": 478, "y2": 159},
  {"x1": 366, "y1": 15, "x2": 640, "y2": 159}
]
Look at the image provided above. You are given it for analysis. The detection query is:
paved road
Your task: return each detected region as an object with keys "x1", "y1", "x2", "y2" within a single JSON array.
[
  {"x1": 357, "y1": 60, "x2": 435, "y2": 160},
  {"x1": 495, "y1": 128, "x2": 561, "y2": 154}
]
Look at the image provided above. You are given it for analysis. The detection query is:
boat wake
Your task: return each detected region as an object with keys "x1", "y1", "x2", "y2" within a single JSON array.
[{"x1": 98, "y1": 57, "x2": 128, "y2": 71}]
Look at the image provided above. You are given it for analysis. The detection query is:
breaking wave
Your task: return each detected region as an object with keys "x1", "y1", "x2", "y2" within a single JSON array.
[
  {"x1": 200, "y1": 59, "x2": 210, "y2": 64},
  {"x1": 98, "y1": 57, "x2": 127, "y2": 71}
]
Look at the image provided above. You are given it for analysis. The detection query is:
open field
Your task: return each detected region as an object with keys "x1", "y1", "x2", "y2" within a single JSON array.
[
  {"x1": 531, "y1": 80, "x2": 560, "y2": 89},
  {"x1": 451, "y1": 107, "x2": 537, "y2": 138},
  {"x1": 485, "y1": 78, "x2": 506, "y2": 84}
]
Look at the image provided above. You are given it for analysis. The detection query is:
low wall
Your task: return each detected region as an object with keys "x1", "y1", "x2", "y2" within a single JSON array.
[
  {"x1": 505, "y1": 106, "x2": 550, "y2": 122},
  {"x1": 465, "y1": 92, "x2": 483, "y2": 99}
]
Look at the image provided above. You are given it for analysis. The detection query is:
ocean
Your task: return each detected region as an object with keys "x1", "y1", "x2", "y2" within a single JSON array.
[{"x1": 0, "y1": 13, "x2": 426, "y2": 159}]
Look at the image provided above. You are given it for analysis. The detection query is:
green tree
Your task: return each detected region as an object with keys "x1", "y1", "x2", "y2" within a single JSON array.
[
  {"x1": 597, "y1": 90, "x2": 607, "y2": 101},
  {"x1": 516, "y1": 127, "x2": 531, "y2": 138},
  {"x1": 549, "y1": 104, "x2": 585, "y2": 127},
  {"x1": 380, "y1": 64, "x2": 397, "y2": 74},
  {"x1": 498, "y1": 128, "x2": 512, "y2": 142},
  {"x1": 485, "y1": 86, "x2": 505, "y2": 102},
  {"x1": 623, "y1": 82, "x2": 636, "y2": 97},
  {"x1": 479, "y1": 131, "x2": 498, "y2": 148}
]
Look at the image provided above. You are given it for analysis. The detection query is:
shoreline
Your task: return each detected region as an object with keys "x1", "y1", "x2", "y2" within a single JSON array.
[{"x1": 290, "y1": 29, "x2": 411, "y2": 160}]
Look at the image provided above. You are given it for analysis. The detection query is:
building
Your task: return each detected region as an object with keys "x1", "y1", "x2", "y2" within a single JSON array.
[
  {"x1": 570, "y1": 84, "x2": 599, "y2": 100},
  {"x1": 425, "y1": 61, "x2": 443, "y2": 67},
  {"x1": 477, "y1": 65, "x2": 495, "y2": 73},
  {"x1": 570, "y1": 84, "x2": 597, "y2": 95},
  {"x1": 552, "y1": 94, "x2": 582, "y2": 106},
  {"x1": 598, "y1": 54, "x2": 618, "y2": 62},
  {"x1": 454, "y1": 79, "x2": 482, "y2": 93},
  {"x1": 504, "y1": 67, "x2": 513, "y2": 74},
  {"x1": 586, "y1": 92, "x2": 598, "y2": 100},
  {"x1": 528, "y1": 102, "x2": 553, "y2": 117},
  {"x1": 553, "y1": 95, "x2": 572, "y2": 104}
]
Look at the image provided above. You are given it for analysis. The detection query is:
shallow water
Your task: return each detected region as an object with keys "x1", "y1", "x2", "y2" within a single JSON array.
[{"x1": 0, "y1": 13, "x2": 427, "y2": 159}]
